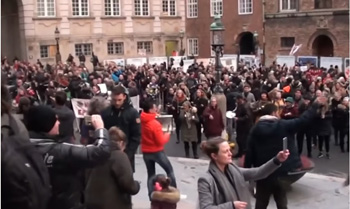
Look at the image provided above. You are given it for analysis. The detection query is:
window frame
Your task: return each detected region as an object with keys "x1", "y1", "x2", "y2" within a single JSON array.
[
  {"x1": 280, "y1": 0, "x2": 297, "y2": 12},
  {"x1": 134, "y1": 0, "x2": 150, "y2": 16},
  {"x1": 187, "y1": 0, "x2": 198, "y2": 18},
  {"x1": 238, "y1": 0, "x2": 253, "y2": 15},
  {"x1": 104, "y1": 0, "x2": 121, "y2": 16},
  {"x1": 314, "y1": 0, "x2": 332, "y2": 9},
  {"x1": 72, "y1": 0, "x2": 90, "y2": 17},
  {"x1": 210, "y1": 0, "x2": 223, "y2": 17},
  {"x1": 280, "y1": 37, "x2": 295, "y2": 48},
  {"x1": 75, "y1": 43, "x2": 93, "y2": 56},
  {"x1": 136, "y1": 41, "x2": 153, "y2": 54},
  {"x1": 162, "y1": 0, "x2": 176, "y2": 16},
  {"x1": 187, "y1": 38, "x2": 199, "y2": 56},
  {"x1": 107, "y1": 42, "x2": 124, "y2": 55},
  {"x1": 37, "y1": 0, "x2": 56, "y2": 17}
]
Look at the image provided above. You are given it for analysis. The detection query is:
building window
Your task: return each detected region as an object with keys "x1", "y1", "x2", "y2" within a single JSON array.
[
  {"x1": 105, "y1": 0, "x2": 120, "y2": 16},
  {"x1": 75, "y1": 43, "x2": 93, "y2": 56},
  {"x1": 239, "y1": 0, "x2": 253, "y2": 14},
  {"x1": 280, "y1": 0, "x2": 297, "y2": 11},
  {"x1": 107, "y1": 42, "x2": 124, "y2": 55},
  {"x1": 134, "y1": 0, "x2": 149, "y2": 16},
  {"x1": 187, "y1": 38, "x2": 199, "y2": 56},
  {"x1": 315, "y1": 0, "x2": 332, "y2": 9},
  {"x1": 40, "y1": 45, "x2": 56, "y2": 58},
  {"x1": 280, "y1": 37, "x2": 295, "y2": 48},
  {"x1": 72, "y1": 0, "x2": 89, "y2": 16},
  {"x1": 37, "y1": 0, "x2": 55, "y2": 17},
  {"x1": 210, "y1": 0, "x2": 223, "y2": 16},
  {"x1": 187, "y1": 0, "x2": 198, "y2": 18},
  {"x1": 137, "y1": 41, "x2": 153, "y2": 53},
  {"x1": 162, "y1": 0, "x2": 176, "y2": 16}
]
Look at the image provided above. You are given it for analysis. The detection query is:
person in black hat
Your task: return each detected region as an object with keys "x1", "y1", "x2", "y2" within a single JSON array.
[{"x1": 28, "y1": 105, "x2": 111, "y2": 209}]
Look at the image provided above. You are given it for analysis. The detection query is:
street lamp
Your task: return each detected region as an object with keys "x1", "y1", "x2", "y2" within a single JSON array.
[
  {"x1": 179, "y1": 29, "x2": 185, "y2": 55},
  {"x1": 253, "y1": 31, "x2": 259, "y2": 56},
  {"x1": 210, "y1": 15, "x2": 225, "y2": 93},
  {"x1": 54, "y1": 27, "x2": 61, "y2": 64}
]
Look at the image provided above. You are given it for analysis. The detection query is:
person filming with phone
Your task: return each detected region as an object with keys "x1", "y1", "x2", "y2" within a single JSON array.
[{"x1": 244, "y1": 96, "x2": 328, "y2": 209}]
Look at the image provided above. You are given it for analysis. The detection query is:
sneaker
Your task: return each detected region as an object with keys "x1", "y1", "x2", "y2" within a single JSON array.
[
  {"x1": 326, "y1": 153, "x2": 330, "y2": 159},
  {"x1": 318, "y1": 153, "x2": 324, "y2": 158}
]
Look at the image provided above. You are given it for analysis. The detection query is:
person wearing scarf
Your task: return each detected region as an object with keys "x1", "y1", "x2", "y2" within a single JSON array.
[{"x1": 198, "y1": 138, "x2": 289, "y2": 209}]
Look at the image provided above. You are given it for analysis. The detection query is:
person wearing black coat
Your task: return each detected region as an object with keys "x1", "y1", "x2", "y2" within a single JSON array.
[
  {"x1": 100, "y1": 85, "x2": 141, "y2": 172},
  {"x1": 335, "y1": 97, "x2": 349, "y2": 152},
  {"x1": 27, "y1": 105, "x2": 111, "y2": 209},
  {"x1": 296, "y1": 95, "x2": 314, "y2": 157},
  {"x1": 315, "y1": 108, "x2": 332, "y2": 159},
  {"x1": 330, "y1": 94, "x2": 342, "y2": 145},
  {"x1": 194, "y1": 89, "x2": 208, "y2": 143},
  {"x1": 244, "y1": 97, "x2": 325, "y2": 209}
]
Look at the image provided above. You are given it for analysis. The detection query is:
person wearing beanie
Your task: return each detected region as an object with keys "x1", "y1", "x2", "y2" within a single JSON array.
[{"x1": 28, "y1": 105, "x2": 111, "y2": 209}]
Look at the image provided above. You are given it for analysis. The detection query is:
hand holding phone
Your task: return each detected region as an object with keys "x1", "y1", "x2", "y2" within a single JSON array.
[{"x1": 283, "y1": 137, "x2": 288, "y2": 151}]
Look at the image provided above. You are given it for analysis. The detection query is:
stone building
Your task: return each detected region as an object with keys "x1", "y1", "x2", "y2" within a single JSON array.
[
  {"x1": 185, "y1": 0, "x2": 263, "y2": 58},
  {"x1": 1, "y1": 0, "x2": 186, "y2": 65},
  {"x1": 264, "y1": 0, "x2": 349, "y2": 65}
]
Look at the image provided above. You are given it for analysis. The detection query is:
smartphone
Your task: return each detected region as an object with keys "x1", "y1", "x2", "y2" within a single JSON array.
[
  {"x1": 84, "y1": 115, "x2": 92, "y2": 126},
  {"x1": 283, "y1": 137, "x2": 288, "y2": 151}
]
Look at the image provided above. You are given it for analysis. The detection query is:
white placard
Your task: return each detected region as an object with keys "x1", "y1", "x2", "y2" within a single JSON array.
[
  {"x1": 196, "y1": 58, "x2": 212, "y2": 66},
  {"x1": 126, "y1": 58, "x2": 147, "y2": 66},
  {"x1": 183, "y1": 59, "x2": 195, "y2": 73},
  {"x1": 169, "y1": 56, "x2": 186, "y2": 68},
  {"x1": 71, "y1": 98, "x2": 90, "y2": 118},
  {"x1": 297, "y1": 56, "x2": 318, "y2": 67},
  {"x1": 320, "y1": 57, "x2": 343, "y2": 69},
  {"x1": 300, "y1": 66, "x2": 308, "y2": 72},
  {"x1": 130, "y1": 95, "x2": 140, "y2": 112},
  {"x1": 148, "y1": 57, "x2": 168, "y2": 66},
  {"x1": 223, "y1": 54, "x2": 238, "y2": 57},
  {"x1": 276, "y1": 55, "x2": 296, "y2": 67},
  {"x1": 239, "y1": 55, "x2": 255, "y2": 67},
  {"x1": 220, "y1": 56, "x2": 238, "y2": 72},
  {"x1": 97, "y1": 83, "x2": 108, "y2": 94},
  {"x1": 104, "y1": 59, "x2": 125, "y2": 66}
]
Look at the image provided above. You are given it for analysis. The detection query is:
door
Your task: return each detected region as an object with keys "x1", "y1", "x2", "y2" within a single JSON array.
[{"x1": 165, "y1": 41, "x2": 178, "y2": 56}]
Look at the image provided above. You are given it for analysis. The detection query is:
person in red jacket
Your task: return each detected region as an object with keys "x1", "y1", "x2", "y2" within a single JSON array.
[{"x1": 140, "y1": 99, "x2": 177, "y2": 201}]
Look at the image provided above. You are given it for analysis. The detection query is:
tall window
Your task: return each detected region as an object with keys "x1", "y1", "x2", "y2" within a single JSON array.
[
  {"x1": 187, "y1": 38, "x2": 199, "y2": 56},
  {"x1": 72, "y1": 0, "x2": 89, "y2": 16},
  {"x1": 134, "y1": 0, "x2": 149, "y2": 16},
  {"x1": 37, "y1": 0, "x2": 55, "y2": 17},
  {"x1": 210, "y1": 0, "x2": 223, "y2": 16},
  {"x1": 315, "y1": 0, "x2": 332, "y2": 9},
  {"x1": 187, "y1": 0, "x2": 198, "y2": 18},
  {"x1": 40, "y1": 45, "x2": 56, "y2": 58},
  {"x1": 280, "y1": 37, "x2": 295, "y2": 48},
  {"x1": 162, "y1": 0, "x2": 176, "y2": 16},
  {"x1": 280, "y1": 0, "x2": 297, "y2": 11},
  {"x1": 105, "y1": 0, "x2": 120, "y2": 16},
  {"x1": 137, "y1": 41, "x2": 153, "y2": 53},
  {"x1": 239, "y1": 0, "x2": 253, "y2": 14},
  {"x1": 75, "y1": 43, "x2": 93, "y2": 56},
  {"x1": 107, "y1": 42, "x2": 124, "y2": 55}
]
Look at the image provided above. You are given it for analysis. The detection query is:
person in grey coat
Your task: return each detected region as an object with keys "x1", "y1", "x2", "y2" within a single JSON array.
[{"x1": 198, "y1": 138, "x2": 289, "y2": 209}]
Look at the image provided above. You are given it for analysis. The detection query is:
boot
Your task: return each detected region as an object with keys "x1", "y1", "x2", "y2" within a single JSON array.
[{"x1": 192, "y1": 142, "x2": 199, "y2": 159}]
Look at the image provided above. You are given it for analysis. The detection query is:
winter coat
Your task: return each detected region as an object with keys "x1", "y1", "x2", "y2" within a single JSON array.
[
  {"x1": 244, "y1": 103, "x2": 320, "y2": 177},
  {"x1": 29, "y1": 129, "x2": 111, "y2": 209},
  {"x1": 54, "y1": 105, "x2": 75, "y2": 143},
  {"x1": 140, "y1": 111, "x2": 170, "y2": 153},
  {"x1": 179, "y1": 109, "x2": 199, "y2": 142},
  {"x1": 331, "y1": 98, "x2": 342, "y2": 127},
  {"x1": 85, "y1": 147, "x2": 140, "y2": 209},
  {"x1": 315, "y1": 110, "x2": 333, "y2": 136},
  {"x1": 194, "y1": 97, "x2": 208, "y2": 118},
  {"x1": 235, "y1": 103, "x2": 253, "y2": 134},
  {"x1": 151, "y1": 187, "x2": 180, "y2": 209},
  {"x1": 242, "y1": 92, "x2": 256, "y2": 105},
  {"x1": 334, "y1": 105, "x2": 349, "y2": 132},
  {"x1": 203, "y1": 106, "x2": 225, "y2": 138},
  {"x1": 280, "y1": 105, "x2": 299, "y2": 119},
  {"x1": 101, "y1": 99, "x2": 141, "y2": 172}
]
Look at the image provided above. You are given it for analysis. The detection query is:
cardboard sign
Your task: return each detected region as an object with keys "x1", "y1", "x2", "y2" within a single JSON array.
[
  {"x1": 276, "y1": 55, "x2": 296, "y2": 67},
  {"x1": 148, "y1": 57, "x2": 168, "y2": 66},
  {"x1": 126, "y1": 58, "x2": 147, "y2": 66},
  {"x1": 104, "y1": 59, "x2": 125, "y2": 66},
  {"x1": 71, "y1": 98, "x2": 90, "y2": 118},
  {"x1": 320, "y1": 57, "x2": 343, "y2": 69}
]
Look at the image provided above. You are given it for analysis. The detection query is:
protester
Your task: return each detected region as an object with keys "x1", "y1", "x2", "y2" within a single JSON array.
[
  {"x1": 27, "y1": 105, "x2": 111, "y2": 209},
  {"x1": 85, "y1": 127, "x2": 140, "y2": 209},
  {"x1": 203, "y1": 97, "x2": 225, "y2": 140},
  {"x1": 180, "y1": 101, "x2": 199, "y2": 158},
  {"x1": 198, "y1": 138, "x2": 289, "y2": 209}
]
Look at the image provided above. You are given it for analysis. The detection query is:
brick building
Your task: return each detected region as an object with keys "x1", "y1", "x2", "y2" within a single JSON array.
[
  {"x1": 1, "y1": 0, "x2": 186, "y2": 66},
  {"x1": 185, "y1": 0, "x2": 263, "y2": 58},
  {"x1": 264, "y1": 0, "x2": 349, "y2": 65}
]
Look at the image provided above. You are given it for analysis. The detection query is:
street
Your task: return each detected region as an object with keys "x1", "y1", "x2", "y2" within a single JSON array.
[{"x1": 163, "y1": 134, "x2": 349, "y2": 177}]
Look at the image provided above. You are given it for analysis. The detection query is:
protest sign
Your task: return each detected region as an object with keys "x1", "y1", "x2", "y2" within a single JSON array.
[
  {"x1": 97, "y1": 83, "x2": 108, "y2": 94},
  {"x1": 196, "y1": 58, "x2": 212, "y2": 66},
  {"x1": 239, "y1": 55, "x2": 255, "y2": 67},
  {"x1": 220, "y1": 56, "x2": 237, "y2": 72},
  {"x1": 297, "y1": 56, "x2": 318, "y2": 67},
  {"x1": 130, "y1": 95, "x2": 140, "y2": 112},
  {"x1": 71, "y1": 98, "x2": 90, "y2": 118},
  {"x1": 183, "y1": 60, "x2": 195, "y2": 73},
  {"x1": 148, "y1": 57, "x2": 168, "y2": 66},
  {"x1": 320, "y1": 57, "x2": 343, "y2": 69},
  {"x1": 126, "y1": 58, "x2": 147, "y2": 66},
  {"x1": 103, "y1": 59, "x2": 125, "y2": 66},
  {"x1": 276, "y1": 55, "x2": 296, "y2": 68}
]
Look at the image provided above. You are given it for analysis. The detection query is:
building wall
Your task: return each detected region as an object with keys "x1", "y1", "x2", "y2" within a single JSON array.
[
  {"x1": 185, "y1": 0, "x2": 263, "y2": 58},
  {"x1": 264, "y1": 0, "x2": 349, "y2": 65},
  {"x1": 9, "y1": 0, "x2": 186, "y2": 66}
]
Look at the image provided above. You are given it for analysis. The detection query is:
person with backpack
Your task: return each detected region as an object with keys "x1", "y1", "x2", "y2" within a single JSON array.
[
  {"x1": 27, "y1": 105, "x2": 111, "y2": 209},
  {"x1": 1, "y1": 83, "x2": 52, "y2": 209}
]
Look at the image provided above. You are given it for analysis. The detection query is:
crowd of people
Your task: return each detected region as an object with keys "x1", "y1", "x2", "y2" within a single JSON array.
[{"x1": 2, "y1": 53, "x2": 349, "y2": 209}]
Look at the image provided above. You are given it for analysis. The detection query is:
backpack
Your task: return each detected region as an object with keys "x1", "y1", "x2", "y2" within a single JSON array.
[{"x1": 1, "y1": 114, "x2": 52, "y2": 209}]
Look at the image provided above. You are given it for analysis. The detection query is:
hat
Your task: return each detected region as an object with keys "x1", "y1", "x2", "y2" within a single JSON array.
[
  {"x1": 27, "y1": 105, "x2": 57, "y2": 133},
  {"x1": 285, "y1": 97, "x2": 294, "y2": 103}
]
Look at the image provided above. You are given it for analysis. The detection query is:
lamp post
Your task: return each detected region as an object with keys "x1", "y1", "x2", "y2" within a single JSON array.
[
  {"x1": 54, "y1": 27, "x2": 61, "y2": 64},
  {"x1": 179, "y1": 29, "x2": 185, "y2": 55},
  {"x1": 253, "y1": 31, "x2": 259, "y2": 56}
]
